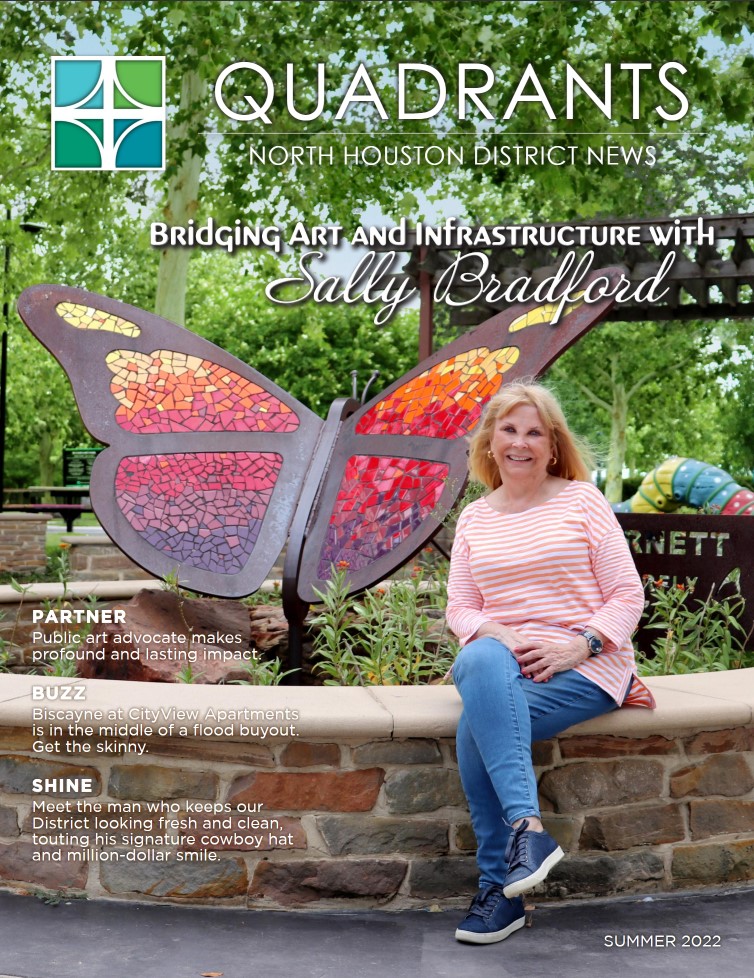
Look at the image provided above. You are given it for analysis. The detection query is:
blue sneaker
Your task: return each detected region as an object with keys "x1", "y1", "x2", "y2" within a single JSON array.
[
  {"x1": 454, "y1": 885, "x2": 526, "y2": 944},
  {"x1": 503, "y1": 819, "x2": 563, "y2": 898}
]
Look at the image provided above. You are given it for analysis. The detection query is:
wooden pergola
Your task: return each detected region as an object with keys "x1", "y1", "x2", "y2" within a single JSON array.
[{"x1": 391, "y1": 213, "x2": 754, "y2": 358}]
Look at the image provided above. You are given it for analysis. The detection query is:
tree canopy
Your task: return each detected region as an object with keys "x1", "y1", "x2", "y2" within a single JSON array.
[{"x1": 1, "y1": 1, "x2": 753, "y2": 489}]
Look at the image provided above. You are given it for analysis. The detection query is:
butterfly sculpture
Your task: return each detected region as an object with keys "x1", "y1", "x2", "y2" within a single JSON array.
[{"x1": 18, "y1": 271, "x2": 621, "y2": 669}]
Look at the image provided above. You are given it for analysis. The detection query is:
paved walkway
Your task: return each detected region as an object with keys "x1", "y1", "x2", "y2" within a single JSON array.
[{"x1": 1, "y1": 886, "x2": 752, "y2": 978}]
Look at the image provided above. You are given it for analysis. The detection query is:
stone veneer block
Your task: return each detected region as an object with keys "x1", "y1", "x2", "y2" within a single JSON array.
[
  {"x1": 351, "y1": 739, "x2": 441, "y2": 766},
  {"x1": 0, "y1": 806, "x2": 19, "y2": 837},
  {"x1": 227, "y1": 769, "x2": 384, "y2": 812},
  {"x1": 24, "y1": 804, "x2": 159, "y2": 835},
  {"x1": 684, "y1": 728, "x2": 754, "y2": 755},
  {"x1": 407, "y1": 856, "x2": 479, "y2": 899},
  {"x1": 453, "y1": 822, "x2": 477, "y2": 852},
  {"x1": 316, "y1": 815, "x2": 448, "y2": 856},
  {"x1": 0, "y1": 727, "x2": 35, "y2": 751},
  {"x1": 0, "y1": 755, "x2": 101, "y2": 796},
  {"x1": 0, "y1": 841, "x2": 87, "y2": 889},
  {"x1": 672, "y1": 838, "x2": 754, "y2": 887},
  {"x1": 109, "y1": 765, "x2": 218, "y2": 801},
  {"x1": 249, "y1": 858, "x2": 407, "y2": 906},
  {"x1": 546, "y1": 850, "x2": 665, "y2": 897},
  {"x1": 0, "y1": 514, "x2": 50, "y2": 574},
  {"x1": 689, "y1": 799, "x2": 754, "y2": 840},
  {"x1": 181, "y1": 815, "x2": 306, "y2": 851},
  {"x1": 580, "y1": 804, "x2": 685, "y2": 851},
  {"x1": 147, "y1": 738, "x2": 275, "y2": 767},
  {"x1": 670, "y1": 754, "x2": 754, "y2": 799},
  {"x1": 541, "y1": 815, "x2": 582, "y2": 852},
  {"x1": 539, "y1": 760, "x2": 664, "y2": 813},
  {"x1": 99, "y1": 853, "x2": 247, "y2": 898},
  {"x1": 279, "y1": 742, "x2": 341, "y2": 767},
  {"x1": 559, "y1": 734, "x2": 677, "y2": 758},
  {"x1": 531, "y1": 740, "x2": 556, "y2": 766},
  {"x1": 384, "y1": 769, "x2": 466, "y2": 814}
]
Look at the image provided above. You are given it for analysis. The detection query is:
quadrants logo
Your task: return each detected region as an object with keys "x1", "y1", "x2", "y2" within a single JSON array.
[{"x1": 51, "y1": 56, "x2": 166, "y2": 171}]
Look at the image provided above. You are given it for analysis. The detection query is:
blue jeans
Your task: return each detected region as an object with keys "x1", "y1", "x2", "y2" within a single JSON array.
[{"x1": 453, "y1": 637, "x2": 618, "y2": 886}]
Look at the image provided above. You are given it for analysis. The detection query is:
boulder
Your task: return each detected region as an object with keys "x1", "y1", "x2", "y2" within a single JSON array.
[{"x1": 78, "y1": 589, "x2": 261, "y2": 683}]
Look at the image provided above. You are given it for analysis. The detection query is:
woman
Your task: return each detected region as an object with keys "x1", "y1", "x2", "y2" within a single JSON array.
[{"x1": 447, "y1": 380, "x2": 655, "y2": 945}]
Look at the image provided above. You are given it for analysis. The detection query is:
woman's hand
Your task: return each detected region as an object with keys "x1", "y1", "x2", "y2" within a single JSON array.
[
  {"x1": 474, "y1": 622, "x2": 528, "y2": 649},
  {"x1": 513, "y1": 636, "x2": 591, "y2": 682}
]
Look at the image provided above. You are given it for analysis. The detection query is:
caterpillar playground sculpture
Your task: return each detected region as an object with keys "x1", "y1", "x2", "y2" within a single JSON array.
[{"x1": 614, "y1": 457, "x2": 754, "y2": 516}]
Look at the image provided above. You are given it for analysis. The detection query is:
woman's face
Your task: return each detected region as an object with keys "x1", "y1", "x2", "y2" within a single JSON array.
[{"x1": 488, "y1": 404, "x2": 553, "y2": 482}]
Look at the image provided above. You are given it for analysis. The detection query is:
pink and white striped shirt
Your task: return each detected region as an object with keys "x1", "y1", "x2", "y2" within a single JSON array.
[{"x1": 447, "y1": 481, "x2": 655, "y2": 708}]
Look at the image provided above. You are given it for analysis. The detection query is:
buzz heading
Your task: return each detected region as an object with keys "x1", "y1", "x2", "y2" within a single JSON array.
[{"x1": 214, "y1": 61, "x2": 689, "y2": 124}]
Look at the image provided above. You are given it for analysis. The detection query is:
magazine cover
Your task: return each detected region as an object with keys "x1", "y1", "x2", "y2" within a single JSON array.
[{"x1": 1, "y1": 2, "x2": 753, "y2": 976}]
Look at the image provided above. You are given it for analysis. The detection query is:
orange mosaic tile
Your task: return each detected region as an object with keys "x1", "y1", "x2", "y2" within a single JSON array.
[{"x1": 106, "y1": 349, "x2": 299, "y2": 433}]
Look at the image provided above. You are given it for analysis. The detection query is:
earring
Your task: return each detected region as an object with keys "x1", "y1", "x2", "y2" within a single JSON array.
[
  {"x1": 487, "y1": 450, "x2": 494, "y2": 459},
  {"x1": 550, "y1": 456, "x2": 557, "y2": 466}
]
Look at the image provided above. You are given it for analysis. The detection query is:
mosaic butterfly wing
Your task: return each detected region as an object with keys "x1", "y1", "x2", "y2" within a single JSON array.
[
  {"x1": 293, "y1": 268, "x2": 625, "y2": 601},
  {"x1": 17, "y1": 284, "x2": 322, "y2": 596}
]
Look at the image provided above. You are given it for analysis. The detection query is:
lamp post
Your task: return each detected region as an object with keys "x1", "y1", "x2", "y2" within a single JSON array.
[{"x1": 1, "y1": 209, "x2": 45, "y2": 508}]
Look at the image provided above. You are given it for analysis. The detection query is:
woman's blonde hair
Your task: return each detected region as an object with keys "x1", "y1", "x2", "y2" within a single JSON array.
[{"x1": 468, "y1": 379, "x2": 594, "y2": 489}]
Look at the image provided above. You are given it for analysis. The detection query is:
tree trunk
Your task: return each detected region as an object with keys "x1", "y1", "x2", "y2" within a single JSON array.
[
  {"x1": 38, "y1": 429, "x2": 56, "y2": 492},
  {"x1": 154, "y1": 69, "x2": 207, "y2": 325},
  {"x1": 604, "y1": 381, "x2": 628, "y2": 503}
]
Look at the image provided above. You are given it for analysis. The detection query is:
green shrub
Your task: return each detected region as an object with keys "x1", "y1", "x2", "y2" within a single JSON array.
[
  {"x1": 309, "y1": 565, "x2": 458, "y2": 685},
  {"x1": 637, "y1": 570, "x2": 754, "y2": 675}
]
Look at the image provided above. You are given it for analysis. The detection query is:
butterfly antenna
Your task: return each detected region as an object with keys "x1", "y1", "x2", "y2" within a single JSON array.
[
  {"x1": 350, "y1": 369, "x2": 359, "y2": 400},
  {"x1": 361, "y1": 369, "x2": 380, "y2": 404}
]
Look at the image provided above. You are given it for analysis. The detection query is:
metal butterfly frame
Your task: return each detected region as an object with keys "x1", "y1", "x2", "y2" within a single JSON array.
[{"x1": 18, "y1": 270, "x2": 621, "y2": 673}]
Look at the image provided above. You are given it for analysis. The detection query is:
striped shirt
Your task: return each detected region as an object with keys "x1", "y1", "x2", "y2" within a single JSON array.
[{"x1": 447, "y1": 481, "x2": 655, "y2": 709}]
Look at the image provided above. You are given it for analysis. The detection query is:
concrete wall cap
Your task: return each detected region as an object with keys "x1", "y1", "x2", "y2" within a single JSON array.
[
  {"x1": 0, "y1": 512, "x2": 52, "y2": 522},
  {"x1": 0, "y1": 674, "x2": 394, "y2": 741},
  {"x1": 61, "y1": 536, "x2": 115, "y2": 546},
  {"x1": 0, "y1": 580, "x2": 283, "y2": 604},
  {"x1": 1, "y1": 669, "x2": 752, "y2": 742}
]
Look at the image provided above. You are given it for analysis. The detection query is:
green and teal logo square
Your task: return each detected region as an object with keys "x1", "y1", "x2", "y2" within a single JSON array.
[{"x1": 51, "y1": 56, "x2": 165, "y2": 170}]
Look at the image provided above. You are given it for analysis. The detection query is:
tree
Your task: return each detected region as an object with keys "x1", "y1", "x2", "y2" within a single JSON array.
[
  {"x1": 184, "y1": 252, "x2": 419, "y2": 415},
  {"x1": 2, "y1": 1, "x2": 753, "y2": 483},
  {"x1": 717, "y1": 347, "x2": 754, "y2": 481},
  {"x1": 10, "y1": 0, "x2": 745, "y2": 323},
  {"x1": 547, "y1": 321, "x2": 728, "y2": 501}
]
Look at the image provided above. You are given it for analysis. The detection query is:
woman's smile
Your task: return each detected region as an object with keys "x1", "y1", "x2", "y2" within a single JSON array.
[{"x1": 489, "y1": 404, "x2": 553, "y2": 479}]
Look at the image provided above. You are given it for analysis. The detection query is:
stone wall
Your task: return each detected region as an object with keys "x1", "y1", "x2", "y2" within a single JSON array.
[
  {"x1": 0, "y1": 513, "x2": 50, "y2": 575},
  {"x1": 0, "y1": 674, "x2": 753, "y2": 909},
  {"x1": 65, "y1": 537, "x2": 154, "y2": 582}
]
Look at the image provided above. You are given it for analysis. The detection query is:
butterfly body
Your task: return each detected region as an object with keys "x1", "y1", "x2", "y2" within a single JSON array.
[{"x1": 18, "y1": 271, "x2": 622, "y2": 615}]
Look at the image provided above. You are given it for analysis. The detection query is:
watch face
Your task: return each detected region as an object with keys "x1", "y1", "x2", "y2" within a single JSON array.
[{"x1": 583, "y1": 630, "x2": 602, "y2": 654}]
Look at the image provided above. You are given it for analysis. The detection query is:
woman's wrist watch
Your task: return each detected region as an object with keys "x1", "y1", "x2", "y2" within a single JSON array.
[{"x1": 579, "y1": 628, "x2": 603, "y2": 656}]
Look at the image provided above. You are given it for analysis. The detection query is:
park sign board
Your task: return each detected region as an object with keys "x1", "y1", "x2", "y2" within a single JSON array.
[
  {"x1": 616, "y1": 514, "x2": 754, "y2": 656},
  {"x1": 63, "y1": 447, "x2": 103, "y2": 487}
]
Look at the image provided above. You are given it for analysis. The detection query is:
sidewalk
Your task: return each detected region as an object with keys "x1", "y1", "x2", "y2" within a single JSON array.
[{"x1": 1, "y1": 885, "x2": 752, "y2": 978}]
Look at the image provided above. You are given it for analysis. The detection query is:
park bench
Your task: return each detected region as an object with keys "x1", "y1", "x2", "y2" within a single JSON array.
[{"x1": 2, "y1": 486, "x2": 93, "y2": 532}]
